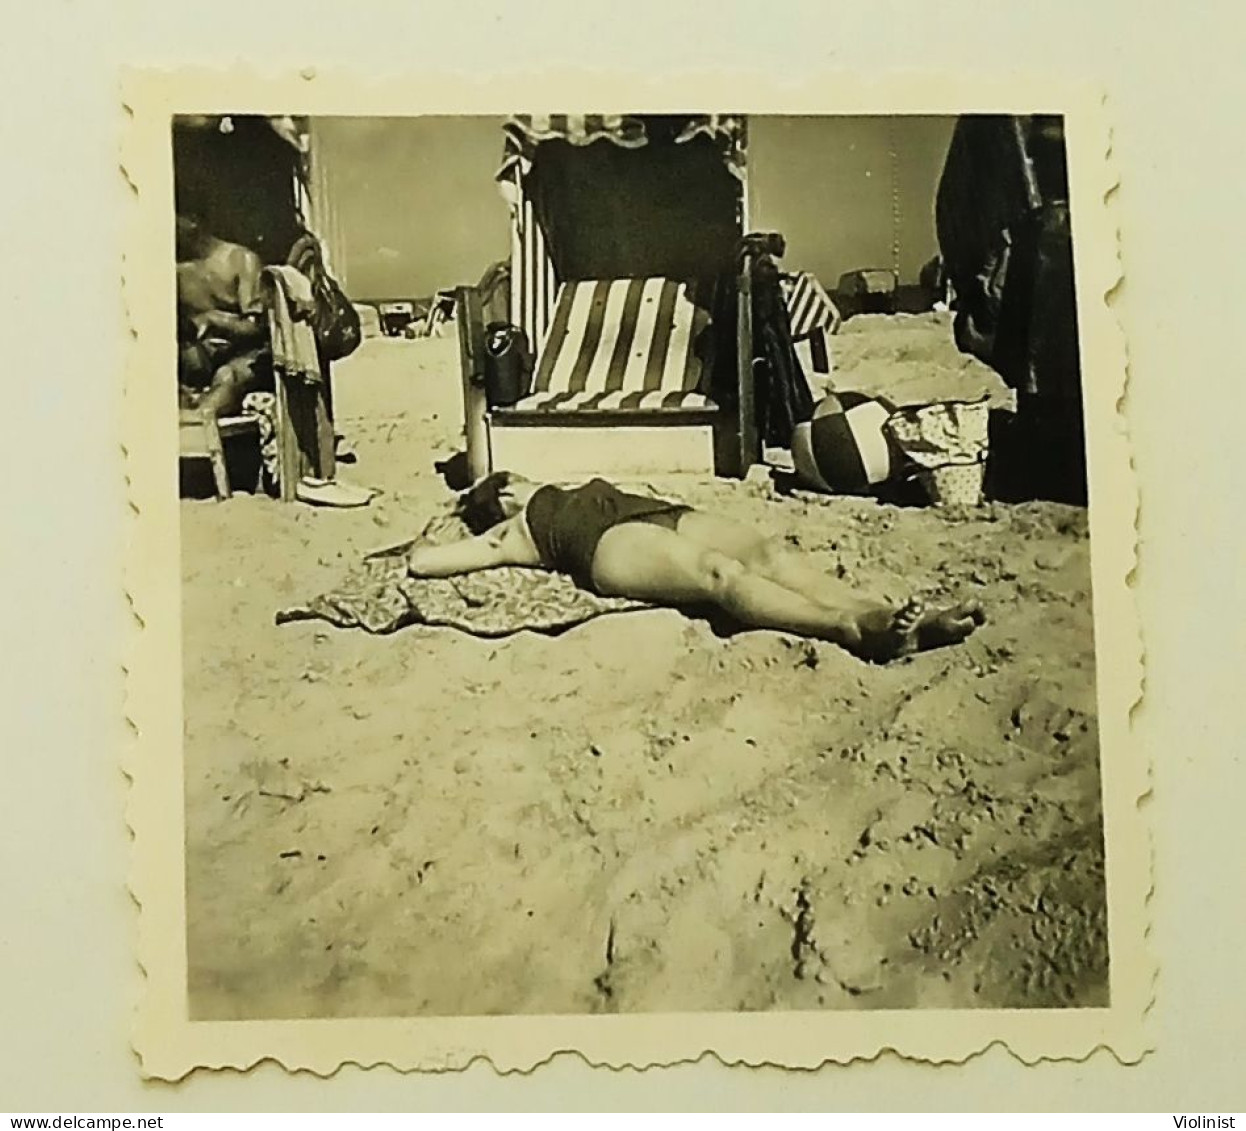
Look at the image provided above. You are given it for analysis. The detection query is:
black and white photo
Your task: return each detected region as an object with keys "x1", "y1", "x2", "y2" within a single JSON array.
[{"x1": 122, "y1": 74, "x2": 1146, "y2": 1077}]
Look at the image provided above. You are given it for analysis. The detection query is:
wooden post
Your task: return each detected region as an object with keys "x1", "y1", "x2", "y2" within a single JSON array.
[
  {"x1": 269, "y1": 310, "x2": 335, "y2": 500},
  {"x1": 203, "y1": 411, "x2": 232, "y2": 501},
  {"x1": 809, "y1": 327, "x2": 830, "y2": 375},
  {"x1": 273, "y1": 360, "x2": 300, "y2": 502},
  {"x1": 314, "y1": 355, "x2": 336, "y2": 481},
  {"x1": 735, "y1": 256, "x2": 759, "y2": 476},
  {"x1": 456, "y1": 285, "x2": 491, "y2": 482}
]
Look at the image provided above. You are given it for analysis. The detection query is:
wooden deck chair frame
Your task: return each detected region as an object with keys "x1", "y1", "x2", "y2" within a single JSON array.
[
  {"x1": 178, "y1": 411, "x2": 262, "y2": 501},
  {"x1": 177, "y1": 308, "x2": 334, "y2": 503},
  {"x1": 458, "y1": 256, "x2": 758, "y2": 483}
]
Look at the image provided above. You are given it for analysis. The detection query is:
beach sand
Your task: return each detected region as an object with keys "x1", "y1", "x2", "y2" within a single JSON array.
[{"x1": 181, "y1": 312, "x2": 1107, "y2": 1019}]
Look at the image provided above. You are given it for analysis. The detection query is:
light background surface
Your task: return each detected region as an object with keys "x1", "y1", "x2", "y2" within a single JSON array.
[{"x1": 1, "y1": 0, "x2": 1243, "y2": 1112}]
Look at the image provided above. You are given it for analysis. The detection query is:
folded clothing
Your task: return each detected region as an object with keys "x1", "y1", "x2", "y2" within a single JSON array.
[
  {"x1": 260, "y1": 265, "x2": 321, "y2": 385},
  {"x1": 276, "y1": 510, "x2": 648, "y2": 637}
]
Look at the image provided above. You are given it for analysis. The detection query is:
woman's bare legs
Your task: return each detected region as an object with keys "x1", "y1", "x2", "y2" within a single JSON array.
[
  {"x1": 591, "y1": 522, "x2": 863, "y2": 651},
  {"x1": 591, "y1": 520, "x2": 981, "y2": 662},
  {"x1": 673, "y1": 511, "x2": 878, "y2": 617},
  {"x1": 672, "y1": 510, "x2": 984, "y2": 655}
]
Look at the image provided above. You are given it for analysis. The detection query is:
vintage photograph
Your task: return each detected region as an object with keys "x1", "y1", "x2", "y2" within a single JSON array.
[
  {"x1": 123, "y1": 79, "x2": 1144, "y2": 1075},
  {"x1": 172, "y1": 110, "x2": 1105, "y2": 1018}
]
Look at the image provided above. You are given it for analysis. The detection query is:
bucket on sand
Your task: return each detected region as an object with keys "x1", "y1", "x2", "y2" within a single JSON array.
[
  {"x1": 885, "y1": 397, "x2": 991, "y2": 508},
  {"x1": 919, "y1": 460, "x2": 986, "y2": 507}
]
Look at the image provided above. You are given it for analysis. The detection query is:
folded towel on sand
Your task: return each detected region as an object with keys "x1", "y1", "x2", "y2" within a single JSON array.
[{"x1": 276, "y1": 510, "x2": 647, "y2": 637}]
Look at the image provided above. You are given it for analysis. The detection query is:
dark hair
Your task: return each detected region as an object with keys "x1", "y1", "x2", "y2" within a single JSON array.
[
  {"x1": 455, "y1": 471, "x2": 514, "y2": 533},
  {"x1": 175, "y1": 214, "x2": 208, "y2": 259}
]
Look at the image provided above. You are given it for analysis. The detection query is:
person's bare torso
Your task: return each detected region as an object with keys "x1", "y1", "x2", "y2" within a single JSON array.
[{"x1": 177, "y1": 240, "x2": 262, "y2": 330}]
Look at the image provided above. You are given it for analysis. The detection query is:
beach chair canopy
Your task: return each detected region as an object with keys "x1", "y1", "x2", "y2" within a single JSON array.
[{"x1": 499, "y1": 115, "x2": 744, "y2": 281}]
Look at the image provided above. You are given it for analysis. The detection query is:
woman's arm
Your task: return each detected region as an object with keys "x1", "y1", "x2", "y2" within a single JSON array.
[{"x1": 407, "y1": 517, "x2": 539, "y2": 578}]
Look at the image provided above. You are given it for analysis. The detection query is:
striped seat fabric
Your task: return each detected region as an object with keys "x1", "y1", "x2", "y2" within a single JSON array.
[
  {"x1": 783, "y1": 270, "x2": 841, "y2": 339},
  {"x1": 511, "y1": 277, "x2": 718, "y2": 413},
  {"x1": 782, "y1": 270, "x2": 840, "y2": 376}
]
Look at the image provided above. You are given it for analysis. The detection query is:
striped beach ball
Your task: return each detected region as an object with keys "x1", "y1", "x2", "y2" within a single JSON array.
[{"x1": 791, "y1": 392, "x2": 898, "y2": 495}]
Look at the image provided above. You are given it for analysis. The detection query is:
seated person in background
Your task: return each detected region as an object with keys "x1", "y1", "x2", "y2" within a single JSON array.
[
  {"x1": 176, "y1": 214, "x2": 271, "y2": 419},
  {"x1": 407, "y1": 473, "x2": 985, "y2": 664}
]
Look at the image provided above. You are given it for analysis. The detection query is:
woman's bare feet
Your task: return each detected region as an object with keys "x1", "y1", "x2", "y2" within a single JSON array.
[{"x1": 855, "y1": 598, "x2": 985, "y2": 663}]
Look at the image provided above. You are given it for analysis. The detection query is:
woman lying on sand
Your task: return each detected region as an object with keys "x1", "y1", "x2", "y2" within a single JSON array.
[{"x1": 407, "y1": 473, "x2": 984, "y2": 663}]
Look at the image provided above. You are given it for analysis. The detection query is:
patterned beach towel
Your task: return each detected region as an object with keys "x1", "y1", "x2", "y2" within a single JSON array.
[{"x1": 276, "y1": 511, "x2": 648, "y2": 637}]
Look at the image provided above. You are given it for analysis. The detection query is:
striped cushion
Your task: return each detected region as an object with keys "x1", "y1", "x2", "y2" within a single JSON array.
[{"x1": 513, "y1": 277, "x2": 718, "y2": 413}]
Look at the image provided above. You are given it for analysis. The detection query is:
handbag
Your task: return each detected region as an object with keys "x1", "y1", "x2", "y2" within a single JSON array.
[{"x1": 287, "y1": 233, "x2": 362, "y2": 363}]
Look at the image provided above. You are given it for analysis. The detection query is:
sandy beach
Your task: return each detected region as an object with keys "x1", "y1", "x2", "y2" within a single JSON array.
[{"x1": 181, "y1": 312, "x2": 1107, "y2": 1020}]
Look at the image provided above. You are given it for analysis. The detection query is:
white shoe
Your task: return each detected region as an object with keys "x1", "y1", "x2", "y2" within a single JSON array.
[{"x1": 295, "y1": 477, "x2": 376, "y2": 508}]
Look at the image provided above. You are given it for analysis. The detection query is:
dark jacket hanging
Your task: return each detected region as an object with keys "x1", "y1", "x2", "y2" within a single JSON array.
[{"x1": 750, "y1": 251, "x2": 815, "y2": 448}]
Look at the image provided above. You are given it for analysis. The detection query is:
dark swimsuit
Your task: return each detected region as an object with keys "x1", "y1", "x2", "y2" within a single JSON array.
[{"x1": 524, "y1": 478, "x2": 692, "y2": 585}]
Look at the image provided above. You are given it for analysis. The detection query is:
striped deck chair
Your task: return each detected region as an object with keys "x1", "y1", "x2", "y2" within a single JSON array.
[
  {"x1": 783, "y1": 270, "x2": 841, "y2": 376},
  {"x1": 502, "y1": 277, "x2": 719, "y2": 416},
  {"x1": 460, "y1": 113, "x2": 754, "y2": 480}
]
